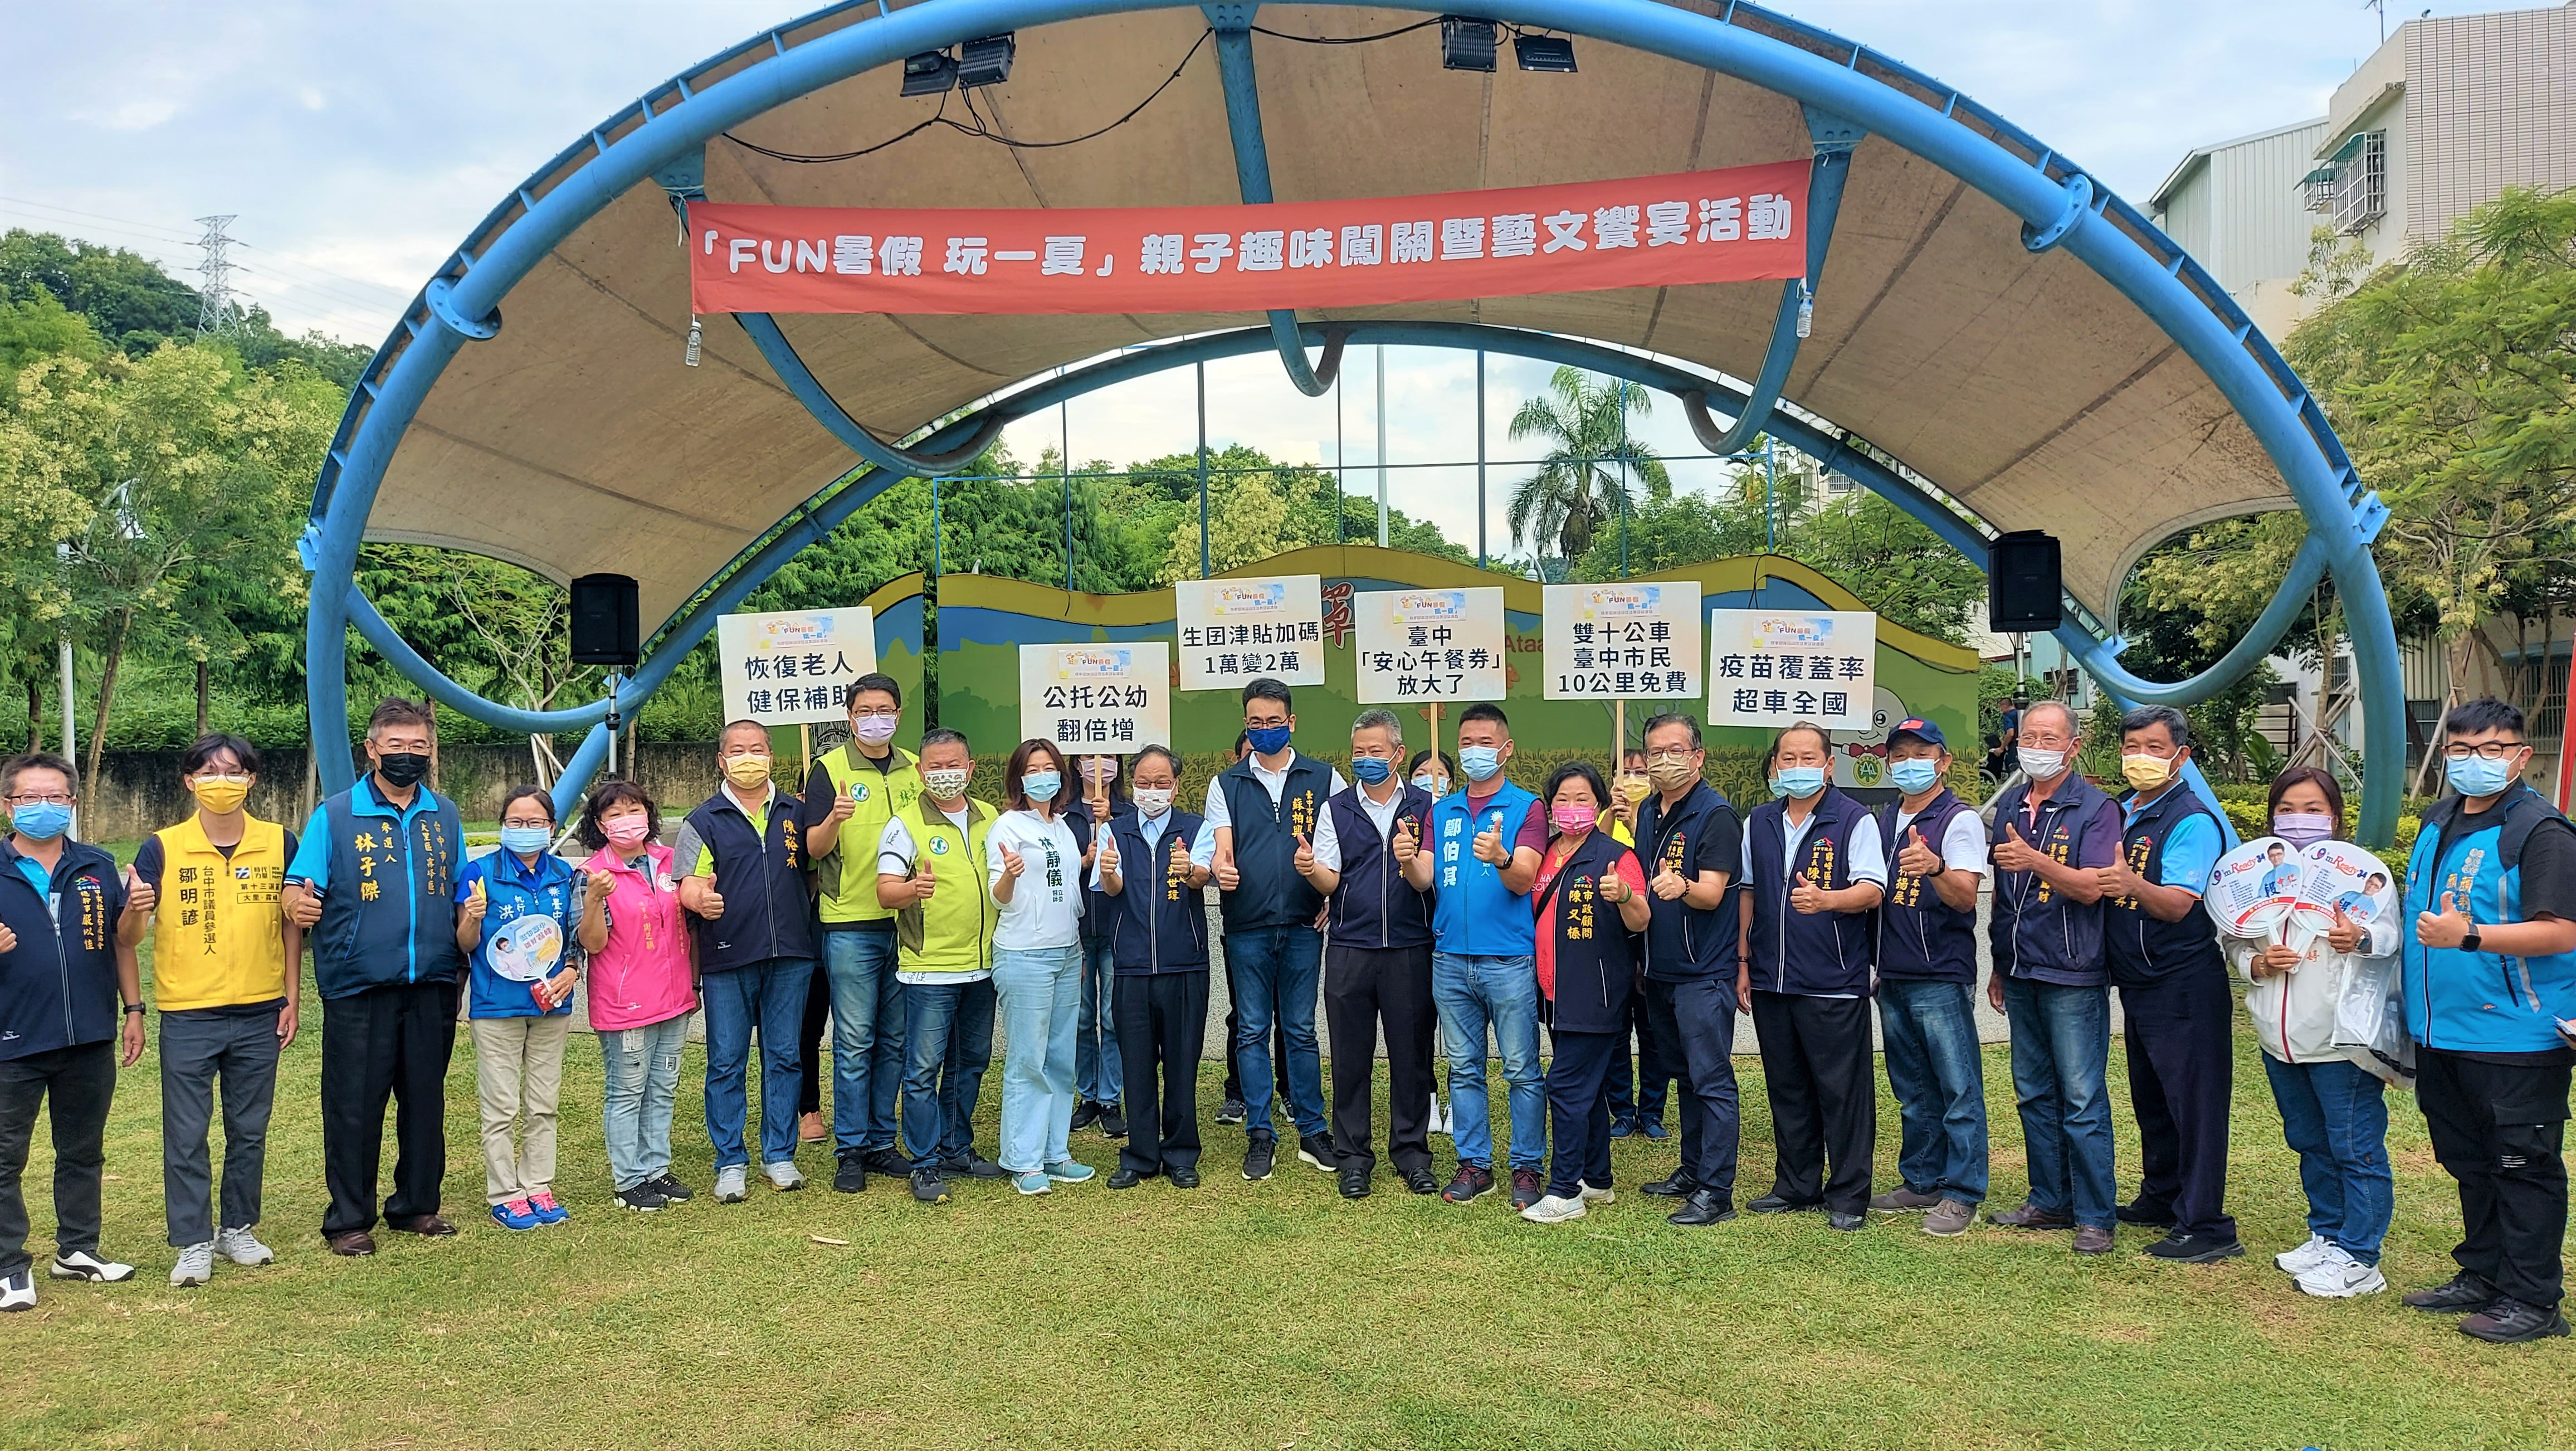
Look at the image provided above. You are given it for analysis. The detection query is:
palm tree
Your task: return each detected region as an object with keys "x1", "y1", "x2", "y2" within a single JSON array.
[{"x1": 1505, "y1": 367, "x2": 1670, "y2": 577}]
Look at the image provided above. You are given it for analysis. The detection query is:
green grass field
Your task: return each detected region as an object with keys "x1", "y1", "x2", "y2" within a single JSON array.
[{"x1": 5, "y1": 943, "x2": 2572, "y2": 1450}]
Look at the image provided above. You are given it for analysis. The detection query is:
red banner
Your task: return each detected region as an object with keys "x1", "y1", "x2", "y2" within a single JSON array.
[{"x1": 687, "y1": 159, "x2": 1808, "y2": 317}]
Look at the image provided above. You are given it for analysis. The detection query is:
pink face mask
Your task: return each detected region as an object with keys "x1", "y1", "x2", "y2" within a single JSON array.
[
  {"x1": 604, "y1": 817, "x2": 652, "y2": 850},
  {"x1": 1550, "y1": 802, "x2": 1597, "y2": 835}
]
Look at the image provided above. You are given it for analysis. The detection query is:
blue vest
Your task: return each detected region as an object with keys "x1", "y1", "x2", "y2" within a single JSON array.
[
  {"x1": 2403, "y1": 782, "x2": 2576, "y2": 1054},
  {"x1": 2105, "y1": 785, "x2": 2227, "y2": 987},
  {"x1": 1875, "y1": 791, "x2": 1979, "y2": 985},
  {"x1": 464, "y1": 849, "x2": 581, "y2": 1019},
  {"x1": 1217, "y1": 754, "x2": 1332, "y2": 932},
  {"x1": 1987, "y1": 773, "x2": 2115, "y2": 988},
  {"x1": 1324, "y1": 784, "x2": 1436, "y2": 951},
  {"x1": 1431, "y1": 778, "x2": 1540, "y2": 957},
  {"x1": 1539, "y1": 829, "x2": 1639, "y2": 1034},
  {"x1": 1745, "y1": 787, "x2": 1874, "y2": 996},
  {"x1": 1102, "y1": 810, "x2": 1210, "y2": 974},
  {"x1": 684, "y1": 788, "x2": 816, "y2": 973},
  {"x1": 313, "y1": 782, "x2": 465, "y2": 1000},
  {"x1": 1635, "y1": 781, "x2": 1744, "y2": 982},
  {"x1": 0, "y1": 839, "x2": 124, "y2": 1061}
]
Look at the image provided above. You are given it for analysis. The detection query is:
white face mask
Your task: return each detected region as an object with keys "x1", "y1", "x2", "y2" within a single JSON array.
[
  {"x1": 1131, "y1": 787, "x2": 1174, "y2": 816},
  {"x1": 2017, "y1": 746, "x2": 2068, "y2": 782}
]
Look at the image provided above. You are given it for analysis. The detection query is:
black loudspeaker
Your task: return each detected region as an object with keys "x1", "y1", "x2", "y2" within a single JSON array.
[
  {"x1": 569, "y1": 573, "x2": 640, "y2": 666},
  {"x1": 1985, "y1": 531, "x2": 2062, "y2": 634}
]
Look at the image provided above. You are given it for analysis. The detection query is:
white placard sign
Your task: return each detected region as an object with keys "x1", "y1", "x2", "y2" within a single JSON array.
[
  {"x1": 2205, "y1": 836, "x2": 2297, "y2": 937},
  {"x1": 1019, "y1": 642, "x2": 1170, "y2": 754},
  {"x1": 2291, "y1": 841, "x2": 2398, "y2": 934},
  {"x1": 1173, "y1": 574, "x2": 1325, "y2": 689},
  {"x1": 1707, "y1": 608, "x2": 1877, "y2": 733},
  {"x1": 716, "y1": 607, "x2": 879, "y2": 727},
  {"x1": 1541, "y1": 582, "x2": 1702, "y2": 700},
  {"x1": 1351, "y1": 588, "x2": 1509, "y2": 704}
]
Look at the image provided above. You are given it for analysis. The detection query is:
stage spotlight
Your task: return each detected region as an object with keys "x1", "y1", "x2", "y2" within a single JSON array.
[
  {"x1": 1439, "y1": 17, "x2": 1498, "y2": 72},
  {"x1": 957, "y1": 33, "x2": 1017, "y2": 88},
  {"x1": 900, "y1": 49, "x2": 958, "y2": 96},
  {"x1": 1514, "y1": 33, "x2": 1577, "y2": 72}
]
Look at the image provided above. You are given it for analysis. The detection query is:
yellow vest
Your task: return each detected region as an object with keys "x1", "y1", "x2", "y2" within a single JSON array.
[
  {"x1": 819, "y1": 743, "x2": 923, "y2": 925},
  {"x1": 894, "y1": 796, "x2": 998, "y2": 977},
  {"x1": 149, "y1": 815, "x2": 291, "y2": 1011}
]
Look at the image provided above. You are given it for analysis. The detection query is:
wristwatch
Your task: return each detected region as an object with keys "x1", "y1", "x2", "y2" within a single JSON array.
[
  {"x1": 2462, "y1": 927, "x2": 2484, "y2": 954},
  {"x1": 123, "y1": 1003, "x2": 145, "y2": 1016}
]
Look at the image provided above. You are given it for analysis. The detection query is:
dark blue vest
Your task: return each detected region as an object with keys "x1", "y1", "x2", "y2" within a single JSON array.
[
  {"x1": 1103, "y1": 810, "x2": 1211, "y2": 974},
  {"x1": 1217, "y1": 753, "x2": 1331, "y2": 932},
  {"x1": 312, "y1": 781, "x2": 464, "y2": 1000},
  {"x1": 1875, "y1": 791, "x2": 1980, "y2": 985},
  {"x1": 1635, "y1": 781, "x2": 1744, "y2": 982},
  {"x1": 1540, "y1": 829, "x2": 1639, "y2": 1034},
  {"x1": 2105, "y1": 785, "x2": 2227, "y2": 987},
  {"x1": 683, "y1": 788, "x2": 816, "y2": 973},
  {"x1": 1323, "y1": 784, "x2": 1435, "y2": 951},
  {"x1": 1745, "y1": 787, "x2": 1874, "y2": 996},
  {"x1": 1987, "y1": 773, "x2": 2115, "y2": 987},
  {"x1": 0, "y1": 838, "x2": 124, "y2": 1060},
  {"x1": 2404, "y1": 782, "x2": 2576, "y2": 1053}
]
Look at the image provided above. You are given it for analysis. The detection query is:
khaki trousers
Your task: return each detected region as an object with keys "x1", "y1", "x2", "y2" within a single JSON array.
[{"x1": 471, "y1": 1015, "x2": 570, "y2": 1205}]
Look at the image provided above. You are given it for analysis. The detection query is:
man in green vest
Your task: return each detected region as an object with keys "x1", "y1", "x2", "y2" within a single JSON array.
[
  {"x1": 877, "y1": 728, "x2": 1003, "y2": 1204},
  {"x1": 799, "y1": 673, "x2": 924, "y2": 1194}
]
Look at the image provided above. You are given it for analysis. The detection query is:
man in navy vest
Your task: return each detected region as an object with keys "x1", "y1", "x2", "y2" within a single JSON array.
[
  {"x1": 1095, "y1": 746, "x2": 1215, "y2": 1189},
  {"x1": 1300, "y1": 708, "x2": 1438, "y2": 1199},
  {"x1": 281, "y1": 698, "x2": 466, "y2": 1257},
  {"x1": 676, "y1": 719, "x2": 818, "y2": 1205},
  {"x1": 2398, "y1": 697, "x2": 2576, "y2": 1343},
  {"x1": 1869, "y1": 718, "x2": 1989, "y2": 1237},
  {"x1": 2098, "y1": 705, "x2": 2242, "y2": 1264},
  {"x1": 1629, "y1": 713, "x2": 1746, "y2": 1228},
  {"x1": 1207, "y1": 680, "x2": 1342, "y2": 1183},
  {"x1": 1984, "y1": 699, "x2": 2125, "y2": 1254}
]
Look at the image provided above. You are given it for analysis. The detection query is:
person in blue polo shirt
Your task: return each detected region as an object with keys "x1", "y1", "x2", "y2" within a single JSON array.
[
  {"x1": 281, "y1": 698, "x2": 466, "y2": 1258},
  {"x1": 1628, "y1": 713, "x2": 1746, "y2": 1228}
]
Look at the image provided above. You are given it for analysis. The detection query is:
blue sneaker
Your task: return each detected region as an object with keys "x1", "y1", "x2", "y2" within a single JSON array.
[
  {"x1": 1013, "y1": 1171, "x2": 1053, "y2": 1196},
  {"x1": 490, "y1": 1199, "x2": 541, "y2": 1231},
  {"x1": 1641, "y1": 1119, "x2": 1670, "y2": 1141},
  {"x1": 1045, "y1": 1160, "x2": 1096, "y2": 1184},
  {"x1": 526, "y1": 1190, "x2": 569, "y2": 1225}
]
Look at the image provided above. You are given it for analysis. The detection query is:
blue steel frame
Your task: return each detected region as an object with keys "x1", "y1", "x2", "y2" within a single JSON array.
[{"x1": 302, "y1": 0, "x2": 2404, "y2": 844}]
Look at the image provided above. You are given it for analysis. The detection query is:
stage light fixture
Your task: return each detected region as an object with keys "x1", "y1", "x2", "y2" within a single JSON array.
[
  {"x1": 1514, "y1": 33, "x2": 1577, "y2": 72},
  {"x1": 1439, "y1": 16, "x2": 1498, "y2": 72},
  {"x1": 900, "y1": 49, "x2": 957, "y2": 96},
  {"x1": 957, "y1": 33, "x2": 1017, "y2": 88}
]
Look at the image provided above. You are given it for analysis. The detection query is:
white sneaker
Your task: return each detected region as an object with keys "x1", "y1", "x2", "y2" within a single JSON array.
[
  {"x1": 2294, "y1": 1246, "x2": 2388, "y2": 1299},
  {"x1": 215, "y1": 1226, "x2": 275, "y2": 1267},
  {"x1": 1428, "y1": 1095, "x2": 1452, "y2": 1137},
  {"x1": 0, "y1": 1269, "x2": 32, "y2": 1312},
  {"x1": 764, "y1": 1160, "x2": 806, "y2": 1192},
  {"x1": 714, "y1": 1165, "x2": 749, "y2": 1203},
  {"x1": 2273, "y1": 1234, "x2": 2334, "y2": 1275},
  {"x1": 1521, "y1": 1192, "x2": 1588, "y2": 1224},
  {"x1": 1578, "y1": 1181, "x2": 1616, "y2": 1205},
  {"x1": 170, "y1": 1242, "x2": 214, "y2": 1287},
  {"x1": 48, "y1": 1249, "x2": 134, "y2": 1283}
]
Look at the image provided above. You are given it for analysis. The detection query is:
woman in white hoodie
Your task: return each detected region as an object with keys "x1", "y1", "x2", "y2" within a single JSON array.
[{"x1": 2223, "y1": 766, "x2": 2401, "y2": 1300}]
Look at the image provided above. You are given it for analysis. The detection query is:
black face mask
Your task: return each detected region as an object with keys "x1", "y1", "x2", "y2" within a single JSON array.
[{"x1": 375, "y1": 751, "x2": 431, "y2": 788}]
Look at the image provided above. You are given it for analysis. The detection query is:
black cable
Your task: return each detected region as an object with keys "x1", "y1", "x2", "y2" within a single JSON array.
[{"x1": 1247, "y1": 17, "x2": 1440, "y2": 43}]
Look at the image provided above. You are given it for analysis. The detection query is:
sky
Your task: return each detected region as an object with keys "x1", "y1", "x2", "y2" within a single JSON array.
[{"x1": 2, "y1": 0, "x2": 2526, "y2": 559}]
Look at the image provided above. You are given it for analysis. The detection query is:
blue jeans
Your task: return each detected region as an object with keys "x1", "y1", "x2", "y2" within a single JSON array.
[
  {"x1": 601, "y1": 1014, "x2": 689, "y2": 1191},
  {"x1": 1075, "y1": 934, "x2": 1123, "y2": 1106},
  {"x1": 701, "y1": 958, "x2": 811, "y2": 1170},
  {"x1": 902, "y1": 978, "x2": 997, "y2": 1172},
  {"x1": 1879, "y1": 977, "x2": 1990, "y2": 1204},
  {"x1": 2001, "y1": 975, "x2": 2114, "y2": 1228},
  {"x1": 1432, "y1": 952, "x2": 1546, "y2": 1171},
  {"x1": 2262, "y1": 1053, "x2": 2394, "y2": 1264},
  {"x1": 995, "y1": 943, "x2": 1084, "y2": 1173},
  {"x1": 1227, "y1": 925, "x2": 1328, "y2": 1140},
  {"x1": 824, "y1": 929, "x2": 906, "y2": 1154}
]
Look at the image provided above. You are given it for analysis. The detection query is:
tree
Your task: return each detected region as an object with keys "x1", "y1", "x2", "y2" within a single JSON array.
[{"x1": 1505, "y1": 367, "x2": 1669, "y2": 576}]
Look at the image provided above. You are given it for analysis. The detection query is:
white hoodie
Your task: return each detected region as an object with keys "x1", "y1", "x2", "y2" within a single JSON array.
[{"x1": 2223, "y1": 913, "x2": 2404, "y2": 1083}]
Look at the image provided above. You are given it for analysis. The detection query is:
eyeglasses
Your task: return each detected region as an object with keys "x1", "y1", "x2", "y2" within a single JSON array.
[
  {"x1": 1645, "y1": 750, "x2": 1696, "y2": 766},
  {"x1": 850, "y1": 706, "x2": 900, "y2": 719},
  {"x1": 2444, "y1": 741, "x2": 2528, "y2": 761},
  {"x1": 501, "y1": 819, "x2": 554, "y2": 831},
  {"x1": 6, "y1": 792, "x2": 71, "y2": 807}
]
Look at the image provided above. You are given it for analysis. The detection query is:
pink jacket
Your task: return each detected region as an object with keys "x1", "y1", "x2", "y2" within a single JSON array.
[{"x1": 581, "y1": 843, "x2": 697, "y2": 1032}]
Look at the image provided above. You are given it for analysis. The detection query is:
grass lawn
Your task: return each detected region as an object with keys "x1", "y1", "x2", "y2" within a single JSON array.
[{"x1": 4, "y1": 942, "x2": 2571, "y2": 1449}]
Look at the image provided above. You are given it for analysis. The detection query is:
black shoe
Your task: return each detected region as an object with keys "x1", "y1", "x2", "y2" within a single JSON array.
[
  {"x1": 1108, "y1": 1167, "x2": 1148, "y2": 1190},
  {"x1": 1609, "y1": 1117, "x2": 1636, "y2": 1140},
  {"x1": 1243, "y1": 1137, "x2": 1277, "y2": 1181},
  {"x1": 1168, "y1": 1166, "x2": 1202, "y2": 1189},
  {"x1": 1668, "y1": 1189, "x2": 1736, "y2": 1226},
  {"x1": 1509, "y1": 1167, "x2": 1545, "y2": 1209},
  {"x1": 1216, "y1": 1097, "x2": 1247, "y2": 1126},
  {"x1": 1827, "y1": 1211, "x2": 1866, "y2": 1232},
  {"x1": 2141, "y1": 1231, "x2": 2246, "y2": 1264},
  {"x1": 909, "y1": 1170, "x2": 948, "y2": 1204},
  {"x1": 2460, "y1": 1297, "x2": 2572, "y2": 1343},
  {"x1": 2116, "y1": 1201, "x2": 2175, "y2": 1229},
  {"x1": 1070, "y1": 1101, "x2": 1102, "y2": 1133},
  {"x1": 941, "y1": 1152, "x2": 1007, "y2": 1180},
  {"x1": 1442, "y1": 1165, "x2": 1496, "y2": 1203},
  {"x1": 832, "y1": 1153, "x2": 868, "y2": 1194},
  {"x1": 646, "y1": 1173, "x2": 695, "y2": 1202},
  {"x1": 2404, "y1": 1271, "x2": 2502, "y2": 1314},
  {"x1": 1099, "y1": 1105, "x2": 1128, "y2": 1140},
  {"x1": 1403, "y1": 1166, "x2": 1440, "y2": 1195},
  {"x1": 1297, "y1": 1133, "x2": 1338, "y2": 1174},
  {"x1": 1641, "y1": 1173, "x2": 1697, "y2": 1199},
  {"x1": 614, "y1": 1185, "x2": 669, "y2": 1212},
  {"x1": 1339, "y1": 1166, "x2": 1372, "y2": 1199},
  {"x1": 862, "y1": 1148, "x2": 909, "y2": 1179},
  {"x1": 1748, "y1": 1194, "x2": 1824, "y2": 1214}
]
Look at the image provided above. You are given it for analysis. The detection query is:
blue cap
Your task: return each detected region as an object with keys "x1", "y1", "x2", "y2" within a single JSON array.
[{"x1": 1890, "y1": 716, "x2": 1946, "y2": 749}]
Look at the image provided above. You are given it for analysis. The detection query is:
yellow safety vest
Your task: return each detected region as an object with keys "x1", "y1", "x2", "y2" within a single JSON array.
[
  {"x1": 894, "y1": 796, "x2": 998, "y2": 977},
  {"x1": 148, "y1": 815, "x2": 290, "y2": 1011},
  {"x1": 819, "y1": 743, "x2": 923, "y2": 926}
]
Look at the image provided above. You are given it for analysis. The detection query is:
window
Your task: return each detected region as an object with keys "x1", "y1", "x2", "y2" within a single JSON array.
[{"x1": 2316, "y1": 132, "x2": 2386, "y2": 235}]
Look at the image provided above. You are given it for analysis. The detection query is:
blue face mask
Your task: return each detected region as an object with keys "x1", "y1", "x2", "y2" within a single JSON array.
[
  {"x1": 1351, "y1": 755, "x2": 1393, "y2": 784},
  {"x1": 1245, "y1": 724, "x2": 1292, "y2": 757},
  {"x1": 1023, "y1": 770, "x2": 1061, "y2": 804},
  {"x1": 1887, "y1": 759, "x2": 1941, "y2": 794},
  {"x1": 2446, "y1": 752, "x2": 2517, "y2": 798},
  {"x1": 499, "y1": 825, "x2": 553, "y2": 856},
  {"x1": 1459, "y1": 746, "x2": 1503, "y2": 783},
  {"x1": 1770, "y1": 766, "x2": 1827, "y2": 800},
  {"x1": 8, "y1": 801, "x2": 71, "y2": 841}
]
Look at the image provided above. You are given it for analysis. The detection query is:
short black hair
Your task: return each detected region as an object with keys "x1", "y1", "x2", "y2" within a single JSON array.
[
  {"x1": 1767, "y1": 720, "x2": 1832, "y2": 765},
  {"x1": 368, "y1": 697, "x2": 436, "y2": 738},
  {"x1": 2446, "y1": 697, "x2": 2526, "y2": 739},
  {"x1": 1133, "y1": 744, "x2": 1181, "y2": 778},
  {"x1": 1544, "y1": 761, "x2": 1609, "y2": 811},
  {"x1": 1, "y1": 752, "x2": 77, "y2": 799},
  {"x1": 578, "y1": 778, "x2": 660, "y2": 851},
  {"x1": 718, "y1": 719, "x2": 770, "y2": 751},
  {"x1": 1458, "y1": 703, "x2": 1510, "y2": 731},
  {"x1": 2121, "y1": 704, "x2": 2190, "y2": 751},
  {"x1": 920, "y1": 727, "x2": 969, "y2": 754},
  {"x1": 848, "y1": 673, "x2": 901, "y2": 709},
  {"x1": 1241, "y1": 678, "x2": 1292, "y2": 710},
  {"x1": 1641, "y1": 711, "x2": 1702, "y2": 751},
  {"x1": 497, "y1": 783, "x2": 557, "y2": 825},
  {"x1": 1407, "y1": 749, "x2": 1456, "y2": 781},
  {"x1": 181, "y1": 733, "x2": 260, "y2": 777}
]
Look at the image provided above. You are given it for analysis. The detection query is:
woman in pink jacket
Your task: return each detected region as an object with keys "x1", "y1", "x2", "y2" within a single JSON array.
[{"x1": 575, "y1": 781, "x2": 700, "y2": 1212}]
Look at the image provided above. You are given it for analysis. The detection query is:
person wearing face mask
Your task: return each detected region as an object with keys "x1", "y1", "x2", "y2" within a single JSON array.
[
  {"x1": 986, "y1": 740, "x2": 1096, "y2": 1196},
  {"x1": 454, "y1": 786, "x2": 583, "y2": 1233},
  {"x1": 1601, "y1": 746, "x2": 1670, "y2": 1143},
  {"x1": 2094, "y1": 705, "x2": 2242, "y2": 1265},
  {"x1": 129, "y1": 735, "x2": 300, "y2": 1284},
  {"x1": 675, "y1": 719, "x2": 816, "y2": 1204},
  {"x1": 1629, "y1": 714, "x2": 1746, "y2": 1228},
  {"x1": 878, "y1": 729, "x2": 1005, "y2": 1204},
  {"x1": 1736, "y1": 722, "x2": 1884, "y2": 1231},
  {"x1": 574, "y1": 780, "x2": 699, "y2": 1213},
  {"x1": 1982, "y1": 698, "x2": 2125, "y2": 1255},
  {"x1": 1299, "y1": 709, "x2": 1439, "y2": 1199},
  {"x1": 2397, "y1": 698, "x2": 2576, "y2": 1343},
  {"x1": 1404, "y1": 747, "x2": 1460, "y2": 1139},
  {"x1": 1065, "y1": 753, "x2": 1129, "y2": 1142},
  {"x1": 0, "y1": 752, "x2": 147, "y2": 1311},
  {"x1": 1095, "y1": 746, "x2": 1216, "y2": 1188},
  {"x1": 281, "y1": 697, "x2": 466, "y2": 1257},
  {"x1": 798, "y1": 674, "x2": 922, "y2": 1194}
]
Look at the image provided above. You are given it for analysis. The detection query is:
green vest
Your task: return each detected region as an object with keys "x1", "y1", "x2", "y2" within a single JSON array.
[
  {"x1": 895, "y1": 795, "x2": 998, "y2": 977},
  {"x1": 819, "y1": 743, "x2": 923, "y2": 925}
]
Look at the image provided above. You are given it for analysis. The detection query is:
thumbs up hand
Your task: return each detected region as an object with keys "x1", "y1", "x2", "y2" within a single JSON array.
[
  {"x1": 1393, "y1": 815, "x2": 1421, "y2": 864},
  {"x1": 1292, "y1": 832, "x2": 1316, "y2": 877},
  {"x1": 461, "y1": 879, "x2": 489, "y2": 926},
  {"x1": 826, "y1": 786, "x2": 857, "y2": 825},
  {"x1": 1650, "y1": 865, "x2": 1689, "y2": 902},
  {"x1": 1896, "y1": 826, "x2": 1943, "y2": 879},
  {"x1": 120, "y1": 865, "x2": 157, "y2": 918},
  {"x1": 2327, "y1": 903, "x2": 2365, "y2": 955},
  {"x1": 2417, "y1": 890, "x2": 2475, "y2": 950},
  {"x1": 1167, "y1": 837, "x2": 1192, "y2": 882},
  {"x1": 1472, "y1": 814, "x2": 1509, "y2": 866},
  {"x1": 284, "y1": 882, "x2": 324, "y2": 928},
  {"x1": 1213, "y1": 845, "x2": 1240, "y2": 892},
  {"x1": 913, "y1": 857, "x2": 938, "y2": 903},
  {"x1": 1992, "y1": 822, "x2": 2040, "y2": 873},
  {"x1": 1096, "y1": 832, "x2": 1120, "y2": 876},
  {"x1": 998, "y1": 844, "x2": 1026, "y2": 882},
  {"x1": 1789, "y1": 876, "x2": 1828, "y2": 915}
]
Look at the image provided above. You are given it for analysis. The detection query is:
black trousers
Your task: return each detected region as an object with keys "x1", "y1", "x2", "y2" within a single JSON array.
[
  {"x1": 1219, "y1": 937, "x2": 1291, "y2": 1107},
  {"x1": 2120, "y1": 967, "x2": 2237, "y2": 1240},
  {"x1": 320, "y1": 979, "x2": 457, "y2": 1237},
  {"x1": 797, "y1": 957, "x2": 829, "y2": 1117},
  {"x1": 1114, "y1": 971, "x2": 1208, "y2": 1175},
  {"x1": 2418, "y1": 1045, "x2": 2572, "y2": 1309},
  {"x1": 0, "y1": 1041, "x2": 116, "y2": 1275},
  {"x1": 1606, "y1": 985, "x2": 1672, "y2": 1128},
  {"x1": 1321, "y1": 944, "x2": 1437, "y2": 1174},
  {"x1": 1544, "y1": 1029, "x2": 1620, "y2": 1197},
  {"x1": 1750, "y1": 990, "x2": 1876, "y2": 1215},
  {"x1": 1648, "y1": 976, "x2": 1741, "y2": 1196}
]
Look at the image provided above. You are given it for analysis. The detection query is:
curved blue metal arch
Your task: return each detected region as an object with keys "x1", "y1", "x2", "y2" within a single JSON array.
[{"x1": 303, "y1": 0, "x2": 2405, "y2": 845}]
